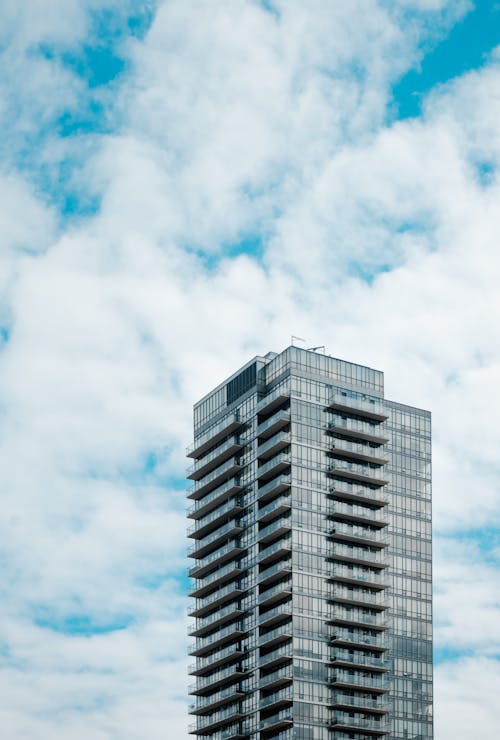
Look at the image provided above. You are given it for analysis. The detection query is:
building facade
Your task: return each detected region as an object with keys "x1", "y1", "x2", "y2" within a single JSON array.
[{"x1": 187, "y1": 346, "x2": 432, "y2": 740}]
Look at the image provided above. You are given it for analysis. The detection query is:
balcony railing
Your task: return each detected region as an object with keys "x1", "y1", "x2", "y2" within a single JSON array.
[
  {"x1": 329, "y1": 521, "x2": 388, "y2": 548},
  {"x1": 331, "y1": 627, "x2": 388, "y2": 651},
  {"x1": 258, "y1": 601, "x2": 292, "y2": 629},
  {"x1": 189, "y1": 542, "x2": 245, "y2": 579},
  {"x1": 329, "y1": 542, "x2": 387, "y2": 568},
  {"x1": 257, "y1": 453, "x2": 291, "y2": 482},
  {"x1": 259, "y1": 642, "x2": 293, "y2": 669},
  {"x1": 329, "y1": 501, "x2": 387, "y2": 527},
  {"x1": 190, "y1": 459, "x2": 244, "y2": 500},
  {"x1": 257, "y1": 474, "x2": 292, "y2": 503},
  {"x1": 330, "y1": 647, "x2": 388, "y2": 670},
  {"x1": 258, "y1": 538, "x2": 291, "y2": 567},
  {"x1": 326, "y1": 416, "x2": 389, "y2": 445},
  {"x1": 327, "y1": 393, "x2": 388, "y2": 422},
  {"x1": 328, "y1": 564, "x2": 387, "y2": 590},
  {"x1": 257, "y1": 431, "x2": 290, "y2": 461},
  {"x1": 256, "y1": 410, "x2": 291, "y2": 440},
  {"x1": 328, "y1": 481, "x2": 388, "y2": 507},
  {"x1": 331, "y1": 713, "x2": 388, "y2": 735},
  {"x1": 259, "y1": 708, "x2": 293, "y2": 732},
  {"x1": 328, "y1": 437, "x2": 388, "y2": 466},
  {"x1": 259, "y1": 665, "x2": 293, "y2": 689},
  {"x1": 259, "y1": 559, "x2": 292, "y2": 587},
  {"x1": 189, "y1": 580, "x2": 248, "y2": 618},
  {"x1": 189, "y1": 621, "x2": 247, "y2": 657},
  {"x1": 256, "y1": 388, "x2": 290, "y2": 417},
  {"x1": 188, "y1": 497, "x2": 245, "y2": 539},
  {"x1": 188, "y1": 521, "x2": 245, "y2": 559},
  {"x1": 329, "y1": 670, "x2": 389, "y2": 692},
  {"x1": 329, "y1": 606, "x2": 387, "y2": 631},
  {"x1": 327, "y1": 460, "x2": 388, "y2": 488},
  {"x1": 187, "y1": 413, "x2": 246, "y2": 459},
  {"x1": 189, "y1": 644, "x2": 245, "y2": 676},
  {"x1": 331, "y1": 693, "x2": 389, "y2": 714},
  {"x1": 188, "y1": 437, "x2": 245, "y2": 480},
  {"x1": 189, "y1": 663, "x2": 247, "y2": 694},
  {"x1": 258, "y1": 623, "x2": 293, "y2": 648},
  {"x1": 189, "y1": 603, "x2": 246, "y2": 638},
  {"x1": 258, "y1": 579, "x2": 292, "y2": 609},
  {"x1": 190, "y1": 685, "x2": 246, "y2": 715},
  {"x1": 258, "y1": 516, "x2": 291, "y2": 545}
]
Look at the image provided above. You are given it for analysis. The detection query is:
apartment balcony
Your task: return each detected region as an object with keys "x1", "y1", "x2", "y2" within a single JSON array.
[
  {"x1": 190, "y1": 686, "x2": 247, "y2": 716},
  {"x1": 257, "y1": 453, "x2": 291, "y2": 483},
  {"x1": 327, "y1": 460, "x2": 388, "y2": 488},
  {"x1": 258, "y1": 623, "x2": 293, "y2": 649},
  {"x1": 259, "y1": 642, "x2": 293, "y2": 671},
  {"x1": 258, "y1": 516, "x2": 291, "y2": 546},
  {"x1": 260, "y1": 688, "x2": 292, "y2": 714},
  {"x1": 328, "y1": 564, "x2": 387, "y2": 591},
  {"x1": 189, "y1": 665, "x2": 250, "y2": 696},
  {"x1": 328, "y1": 482, "x2": 387, "y2": 508},
  {"x1": 258, "y1": 579, "x2": 292, "y2": 610},
  {"x1": 326, "y1": 418, "x2": 389, "y2": 446},
  {"x1": 189, "y1": 645, "x2": 246, "y2": 677},
  {"x1": 331, "y1": 628, "x2": 388, "y2": 653},
  {"x1": 188, "y1": 480, "x2": 245, "y2": 520},
  {"x1": 206, "y1": 726, "x2": 250, "y2": 740},
  {"x1": 258, "y1": 538, "x2": 292, "y2": 567},
  {"x1": 329, "y1": 647, "x2": 388, "y2": 673},
  {"x1": 190, "y1": 563, "x2": 247, "y2": 598},
  {"x1": 327, "y1": 393, "x2": 388, "y2": 422},
  {"x1": 189, "y1": 622, "x2": 248, "y2": 657},
  {"x1": 257, "y1": 495, "x2": 291, "y2": 525},
  {"x1": 257, "y1": 389, "x2": 290, "y2": 418},
  {"x1": 329, "y1": 542, "x2": 387, "y2": 569},
  {"x1": 328, "y1": 607, "x2": 387, "y2": 632},
  {"x1": 257, "y1": 410, "x2": 291, "y2": 440},
  {"x1": 258, "y1": 601, "x2": 293, "y2": 630},
  {"x1": 189, "y1": 542, "x2": 246, "y2": 579},
  {"x1": 327, "y1": 587, "x2": 389, "y2": 611},
  {"x1": 189, "y1": 706, "x2": 246, "y2": 735},
  {"x1": 188, "y1": 522, "x2": 245, "y2": 560},
  {"x1": 329, "y1": 522, "x2": 388, "y2": 549},
  {"x1": 189, "y1": 581, "x2": 248, "y2": 618},
  {"x1": 257, "y1": 474, "x2": 292, "y2": 503},
  {"x1": 259, "y1": 559, "x2": 292, "y2": 588},
  {"x1": 259, "y1": 709, "x2": 293, "y2": 734},
  {"x1": 259, "y1": 665, "x2": 293, "y2": 691},
  {"x1": 331, "y1": 693, "x2": 389, "y2": 715},
  {"x1": 328, "y1": 438, "x2": 388, "y2": 467},
  {"x1": 189, "y1": 459, "x2": 245, "y2": 501},
  {"x1": 188, "y1": 498, "x2": 245, "y2": 540},
  {"x1": 329, "y1": 501, "x2": 387, "y2": 529},
  {"x1": 187, "y1": 413, "x2": 247, "y2": 459},
  {"x1": 330, "y1": 714, "x2": 388, "y2": 736},
  {"x1": 188, "y1": 438, "x2": 246, "y2": 481},
  {"x1": 257, "y1": 431, "x2": 291, "y2": 461},
  {"x1": 189, "y1": 601, "x2": 247, "y2": 637},
  {"x1": 329, "y1": 670, "x2": 389, "y2": 693}
]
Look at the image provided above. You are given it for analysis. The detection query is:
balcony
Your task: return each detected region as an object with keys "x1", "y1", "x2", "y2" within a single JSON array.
[
  {"x1": 329, "y1": 501, "x2": 387, "y2": 528},
  {"x1": 328, "y1": 587, "x2": 388, "y2": 611},
  {"x1": 328, "y1": 564, "x2": 387, "y2": 591},
  {"x1": 189, "y1": 622, "x2": 248, "y2": 657},
  {"x1": 188, "y1": 480, "x2": 245, "y2": 520},
  {"x1": 329, "y1": 542, "x2": 387, "y2": 569},
  {"x1": 190, "y1": 562, "x2": 246, "y2": 598},
  {"x1": 257, "y1": 389, "x2": 290, "y2": 418},
  {"x1": 189, "y1": 705, "x2": 246, "y2": 735},
  {"x1": 258, "y1": 431, "x2": 291, "y2": 461},
  {"x1": 331, "y1": 693, "x2": 389, "y2": 715},
  {"x1": 331, "y1": 628, "x2": 388, "y2": 653},
  {"x1": 259, "y1": 559, "x2": 292, "y2": 587},
  {"x1": 259, "y1": 665, "x2": 293, "y2": 690},
  {"x1": 257, "y1": 453, "x2": 291, "y2": 483},
  {"x1": 258, "y1": 580, "x2": 292, "y2": 610},
  {"x1": 188, "y1": 498, "x2": 245, "y2": 540},
  {"x1": 257, "y1": 410, "x2": 291, "y2": 440},
  {"x1": 330, "y1": 714, "x2": 388, "y2": 736},
  {"x1": 258, "y1": 601, "x2": 292, "y2": 629},
  {"x1": 259, "y1": 642, "x2": 293, "y2": 671},
  {"x1": 330, "y1": 650, "x2": 388, "y2": 673},
  {"x1": 189, "y1": 581, "x2": 248, "y2": 618},
  {"x1": 190, "y1": 459, "x2": 244, "y2": 501},
  {"x1": 190, "y1": 686, "x2": 246, "y2": 715},
  {"x1": 328, "y1": 606, "x2": 387, "y2": 632},
  {"x1": 188, "y1": 437, "x2": 246, "y2": 481},
  {"x1": 327, "y1": 460, "x2": 388, "y2": 488},
  {"x1": 187, "y1": 413, "x2": 246, "y2": 459},
  {"x1": 329, "y1": 522, "x2": 388, "y2": 549},
  {"x1": 257, "y1": 474, "x2": 292, "y2": 503},
  {"x1": 259, "y1": 709, "x2": 293, "y2": 734},
  {"x1": 189, "y1": 542, "x2": 246, "y2": 579},
  {"x1": 326, "y1": 417, "x2": 389, "y2": 445},
  {"x1": 329, "y1": 670, "x2": 389, "y2": 693},
  {"x1": 189, "y1": 603, "x2": 247, "y2": 638},
  {"x1": 258, "y1": 516, "x2": 291, "y2": 546},
  {"x1": 328, "y1": 482, "x2": 387, "y2": 508},
  {"x1": 188, "y1": 521, "x2": 245, "y2": 560},
  {"x1": 258, "y1": 624, "x2": 293, "y2": 649},
  {"x1": 258, "y1": 538, "x2": 291, "y2": 567},
  {"x1": 328, "y1": 438, "x2": 387, "y2": 467},
  {"x1": 189, "y1": 664, "x2": 249, "y2": 696},
  {"x1": 327, "y1": 393, "x2": 388, "y2": 422},
  {"x1": 189, "y1": 645, "x2": 246, "y2": 676}
]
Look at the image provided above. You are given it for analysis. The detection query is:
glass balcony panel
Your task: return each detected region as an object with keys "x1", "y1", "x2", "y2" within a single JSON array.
[{"x1": 327, "y1": 392, "x2": 388, "y2": 422}]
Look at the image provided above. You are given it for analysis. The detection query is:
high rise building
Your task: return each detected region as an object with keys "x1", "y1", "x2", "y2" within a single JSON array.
[{"x1": 187, "y1": 346, "x2": 432, "y2": 740}]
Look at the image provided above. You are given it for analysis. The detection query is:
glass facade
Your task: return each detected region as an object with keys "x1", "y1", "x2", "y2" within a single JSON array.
[{"x1": 187, "y1": 347, "x2": 432, "y2": 740}]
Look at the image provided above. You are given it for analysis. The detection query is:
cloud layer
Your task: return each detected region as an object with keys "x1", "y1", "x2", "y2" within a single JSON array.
[{"x1": 0, "y1": 1, "x2": 499, "y2": 738}]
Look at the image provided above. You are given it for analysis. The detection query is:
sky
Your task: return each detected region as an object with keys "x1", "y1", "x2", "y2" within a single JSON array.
[{"x1": 0, "y1": 0, "x2": 500, "y2": 737}]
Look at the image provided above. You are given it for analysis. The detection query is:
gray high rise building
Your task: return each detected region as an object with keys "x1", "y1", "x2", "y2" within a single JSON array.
[{"x1": 187, "y1": 346, "x2": 432, "y2": 740}]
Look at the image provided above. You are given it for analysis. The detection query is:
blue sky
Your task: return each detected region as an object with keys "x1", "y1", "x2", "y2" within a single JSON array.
[{"x1": 1, "y1": 2, "x2": 500, "y2": 738}]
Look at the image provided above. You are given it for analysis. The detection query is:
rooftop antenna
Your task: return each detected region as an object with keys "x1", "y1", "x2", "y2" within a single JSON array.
[
  {"x1": 291, "y1": 335, "x2": 306, "y2": 346},
  {"x1": 307, "y1": 345, "x2": 325, "y2": 354}
]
